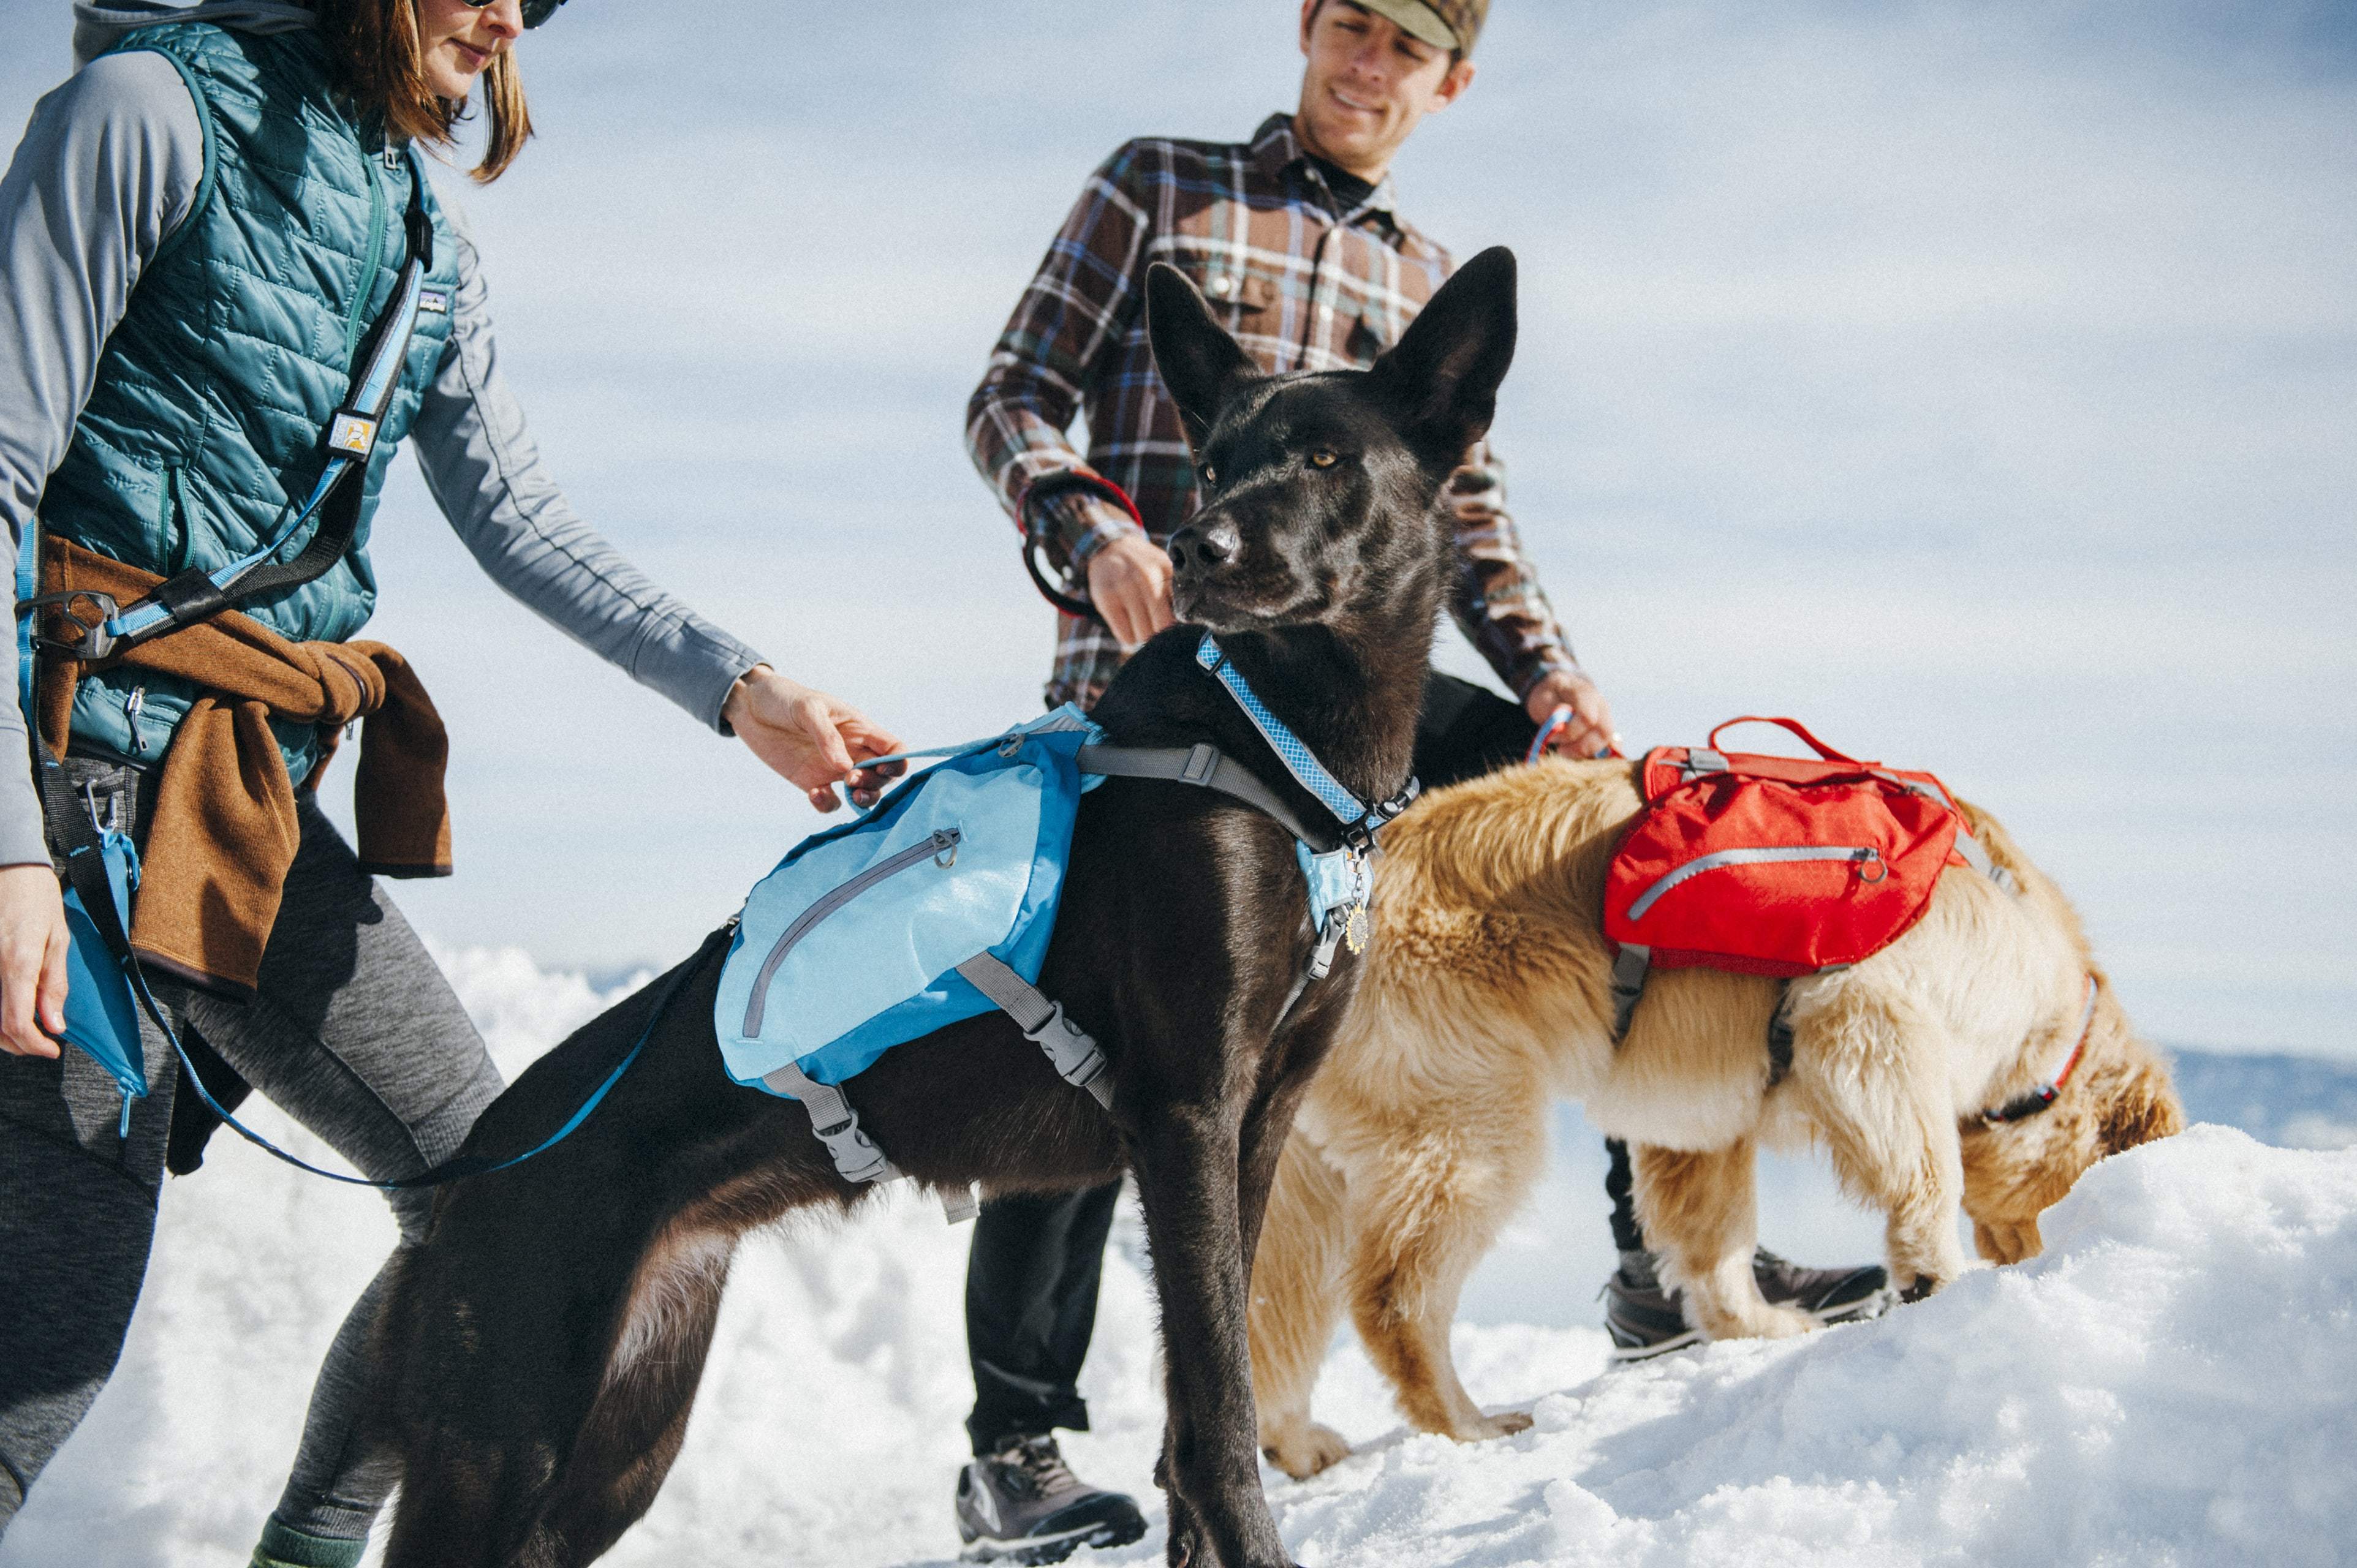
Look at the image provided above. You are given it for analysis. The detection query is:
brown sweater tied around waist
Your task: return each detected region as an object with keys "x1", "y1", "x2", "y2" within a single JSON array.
[{"x1": 36, "y1": 537, "x2": 452, "y2": 998}]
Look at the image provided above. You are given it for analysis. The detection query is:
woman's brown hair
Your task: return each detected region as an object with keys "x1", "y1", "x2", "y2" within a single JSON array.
[{"x1": 317, "y1": 0, "x2": 533, "y2": 183}]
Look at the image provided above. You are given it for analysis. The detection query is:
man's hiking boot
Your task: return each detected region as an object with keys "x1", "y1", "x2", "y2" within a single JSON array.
[
  {"x1": 1602, "y1": 1246, "x2": 1896, "y2": 1363},
  {"x1": 955, "y1": 1434, "x2": 1148, "y2": 1564}
]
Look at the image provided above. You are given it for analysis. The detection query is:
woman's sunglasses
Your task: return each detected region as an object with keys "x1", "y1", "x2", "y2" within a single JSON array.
[{"x1": 462, "y1": 0, "x2": 570, "y2": 28}]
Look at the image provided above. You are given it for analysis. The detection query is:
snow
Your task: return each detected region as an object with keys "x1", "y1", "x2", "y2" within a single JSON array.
[{"x1": 4, "y1": 949, "x2": 2355, "y2": 1567}]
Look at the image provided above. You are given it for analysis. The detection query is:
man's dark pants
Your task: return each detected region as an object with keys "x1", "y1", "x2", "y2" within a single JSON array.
[{"x1": 963, "y1": 672, "x2": 1642, "y2": 1454}]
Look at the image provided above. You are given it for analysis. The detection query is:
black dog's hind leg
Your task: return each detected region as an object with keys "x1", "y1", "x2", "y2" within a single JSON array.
[
  {"x1": 529, "y1": 1217, "x2": 740, "y2": 1563},
  {"x1": 379, "y1": 938, "x2": 837, "y2": 1568},
  {"x1": 379, "y1": 1216, "x2": 659, "y2": 1568}
]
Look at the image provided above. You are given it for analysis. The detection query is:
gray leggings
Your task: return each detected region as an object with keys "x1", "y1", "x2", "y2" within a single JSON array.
[{"x1": 0, "y1": 755, "x2": 503, "y2": 1541}]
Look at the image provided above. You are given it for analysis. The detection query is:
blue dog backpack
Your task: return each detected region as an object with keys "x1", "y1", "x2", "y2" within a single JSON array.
[
  {"x1": 714, "y1": 707, "x2": 1119, "y2": 1185},
  {"x1": 714, "y1": 637, "x2": 1419, "y2": 1197}
]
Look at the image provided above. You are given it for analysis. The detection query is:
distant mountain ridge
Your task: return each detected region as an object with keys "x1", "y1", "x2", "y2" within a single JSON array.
[{"x1": 2168, "y1": 1046, "x2": 2357, "y2": 1150}]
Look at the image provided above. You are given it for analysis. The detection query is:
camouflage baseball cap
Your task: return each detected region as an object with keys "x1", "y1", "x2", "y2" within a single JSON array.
[{"x1": 1352, "y1": 0, "x2": 1487, "y2": 55}]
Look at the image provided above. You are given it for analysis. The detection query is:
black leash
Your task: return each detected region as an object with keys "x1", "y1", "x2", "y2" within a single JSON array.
[{"x1": 1015, "y1": 470, "x2": 1144, "y2": 628}]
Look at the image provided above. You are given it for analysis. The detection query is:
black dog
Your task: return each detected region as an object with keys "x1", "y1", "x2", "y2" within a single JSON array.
[{"x1": 373, "y1": 247, "x2": 1518, "y2": 1568}]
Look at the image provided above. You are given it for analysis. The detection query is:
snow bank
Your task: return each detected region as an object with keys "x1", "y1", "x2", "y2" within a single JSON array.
[
  {"x1": 4, "y1": 951, "x2": 2352, "y2": 1567},
  {"x1": 1273, "y1": 1126, "x2": 2357, "y2": 1568}
]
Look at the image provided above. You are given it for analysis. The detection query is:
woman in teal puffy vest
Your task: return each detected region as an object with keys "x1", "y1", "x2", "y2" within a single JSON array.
[{"x1": 0, "y1": 5, "x2": 898, "y2": 1562}]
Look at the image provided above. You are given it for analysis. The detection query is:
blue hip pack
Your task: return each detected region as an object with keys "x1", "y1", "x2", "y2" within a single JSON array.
[
  {"x1": 717, "y1": 710, "x2": 1104, "y2": 1083},
  {"x1": 717, "y1": 636, "x2": 1420, "y2": 1197}
]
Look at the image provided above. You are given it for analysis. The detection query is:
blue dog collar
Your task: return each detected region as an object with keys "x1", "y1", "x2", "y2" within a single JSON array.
[{"x1": 1195, "y1": 632, "x2": 1416, "y2": 845}]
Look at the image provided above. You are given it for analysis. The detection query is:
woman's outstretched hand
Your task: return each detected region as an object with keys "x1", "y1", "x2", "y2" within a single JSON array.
[
  {"x1": 722, "y1": 666, "x2": 906, "y2": 812},
  {"x1": 0, "y1": 863, "x2": 71, "y2": 1058}
]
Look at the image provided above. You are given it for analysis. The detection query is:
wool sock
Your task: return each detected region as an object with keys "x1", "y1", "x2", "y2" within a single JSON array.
[{"x1": 249, "y1": 1515, "x2": 367, "y2": 1568}]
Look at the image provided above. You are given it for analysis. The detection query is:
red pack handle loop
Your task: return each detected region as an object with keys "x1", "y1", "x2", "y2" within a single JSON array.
[{"x1": 1705, "y1": 715, "x2": 1861, "y2": 764}]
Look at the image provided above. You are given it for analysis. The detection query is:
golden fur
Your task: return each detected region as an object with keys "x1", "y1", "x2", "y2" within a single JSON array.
[{"x1": 1249, "y1": 758, "x2": 2184, "y2": 1479}]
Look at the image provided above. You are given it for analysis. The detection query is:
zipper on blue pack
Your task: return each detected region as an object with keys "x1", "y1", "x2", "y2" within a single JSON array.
[{"x1": 743, "y1": 828, "x2": 962, "y2": 1036}]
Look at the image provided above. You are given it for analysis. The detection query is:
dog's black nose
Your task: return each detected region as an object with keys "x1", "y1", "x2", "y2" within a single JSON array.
[{"x1": 1168, "y1": 522, "x2": 1239, "y2": 574}]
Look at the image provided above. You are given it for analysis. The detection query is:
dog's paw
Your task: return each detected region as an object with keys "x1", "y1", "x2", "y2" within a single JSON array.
[
  {"x1": 1457, "y1": 1409, "x2": 1535, "y2": 1442},
  {"x1": 1262, "y1": 1420, "x2": 1353, "y2": 1480}
]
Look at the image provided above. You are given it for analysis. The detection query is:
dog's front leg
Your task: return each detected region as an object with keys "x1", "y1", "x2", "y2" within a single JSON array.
[{"x1": 1133, "y1": 1101, "x2": 1295, "y2": 1568}]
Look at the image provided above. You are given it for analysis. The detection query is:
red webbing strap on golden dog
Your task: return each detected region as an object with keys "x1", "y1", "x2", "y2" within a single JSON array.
[{"x1": 1980, "y1": 975, "x2": 2102, "y2": 1125}]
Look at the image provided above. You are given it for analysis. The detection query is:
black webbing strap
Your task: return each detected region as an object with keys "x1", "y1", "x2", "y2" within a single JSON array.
[
  {"x1": 1015, "y1": 470, "x2": 1142, "y2": 628},
  {"x1": 99, "y1": 159, "x2": 436, "y2": 653}
]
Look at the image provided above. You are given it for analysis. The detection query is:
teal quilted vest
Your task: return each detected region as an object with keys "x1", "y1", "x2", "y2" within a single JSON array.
[{"x1": 36, "y1": 22, "x2": 458, "y2": 777}]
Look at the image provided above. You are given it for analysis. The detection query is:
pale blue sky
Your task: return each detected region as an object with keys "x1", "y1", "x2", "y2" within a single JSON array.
[{"x1": 3, "y1": 0, "x2": 2351, "y2": 1052}]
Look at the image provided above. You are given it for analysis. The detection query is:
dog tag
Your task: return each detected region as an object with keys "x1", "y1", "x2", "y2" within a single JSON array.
[{"x1": 1344, "y1": 902, "x2": 1369, "y2": 956}]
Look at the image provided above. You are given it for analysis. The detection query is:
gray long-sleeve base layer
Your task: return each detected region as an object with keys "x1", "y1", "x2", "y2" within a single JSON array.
[{"x1": 0, "y1": 46, "x2": 768, "y2": 867}]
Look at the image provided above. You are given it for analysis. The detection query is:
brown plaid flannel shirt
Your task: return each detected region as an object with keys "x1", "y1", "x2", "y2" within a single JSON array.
[{"x1": 967, "y1": 113, "x2": 1582, "y2": 711}]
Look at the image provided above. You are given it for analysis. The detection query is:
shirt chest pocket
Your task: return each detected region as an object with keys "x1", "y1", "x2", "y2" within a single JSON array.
[{"x1": 1197, "y1": 270, "x2": 1278, "y2": 315}]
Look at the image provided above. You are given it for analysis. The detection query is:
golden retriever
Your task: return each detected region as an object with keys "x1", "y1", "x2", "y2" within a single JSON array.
[{"x1": 1249, "y1": 756, "x2": 2184, "y2": 1480}]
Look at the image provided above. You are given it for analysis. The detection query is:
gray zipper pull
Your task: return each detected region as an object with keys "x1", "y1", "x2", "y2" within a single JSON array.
[{"x1": 123, "y1": 685, "x2": 148, "y2": 756}]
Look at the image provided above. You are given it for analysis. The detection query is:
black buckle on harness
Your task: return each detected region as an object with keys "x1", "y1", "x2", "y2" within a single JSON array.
[
  {"x1": 17, "y1": 589, "x2": 121, "y2": 660},
  {"x1": 1341, "y1": 775, "x2": 1421, "y2": 852}
]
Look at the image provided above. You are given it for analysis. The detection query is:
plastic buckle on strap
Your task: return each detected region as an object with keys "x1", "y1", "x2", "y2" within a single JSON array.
[
  {"x1": 17, "y1": 590, "x2": 120, "y2": 660},
  {"x1": 1022, "y1": 1001, "x2": 1114, "y2": 1109},
  {"x1": 327, "y1": 410, "x2": 380, "y2": 462},
  {"x1": 1308, "y1": 916, "x2": 1344, "y2": 981}
]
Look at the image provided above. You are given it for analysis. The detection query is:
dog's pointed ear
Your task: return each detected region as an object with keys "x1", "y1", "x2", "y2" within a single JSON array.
[
  {"x1": 1368, "y1": 246, "x2": 1518, "y2": 464},
  {"x1": 1148, "y1": 262, "x2": 1256, "y2": 449}
]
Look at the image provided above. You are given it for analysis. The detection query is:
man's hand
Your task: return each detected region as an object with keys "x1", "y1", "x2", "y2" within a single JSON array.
[
  {"x1": 0, "y1": 863, "x2": 70, "y2": 1059},
  {"x1": 1525, "y1": 671, "x2": 1621, "y2": 759},
  {"x1": 1085, "y1": 532, "x2": 1176, "y2": 650},
  {"x1": 723, "y1": 666, "x2": 906, "y2": 812}
]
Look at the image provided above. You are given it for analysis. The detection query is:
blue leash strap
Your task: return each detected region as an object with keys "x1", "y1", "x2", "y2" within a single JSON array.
[
  {"x1": 126, "y1": 915, "x2": 707, "y2": 1191},
  {"x1": 1526, "y1": 706, "x2": 1571, "y2": 764},
  {"x1": 848, "y1": 706, "x2": 1101, "y2": 814}
]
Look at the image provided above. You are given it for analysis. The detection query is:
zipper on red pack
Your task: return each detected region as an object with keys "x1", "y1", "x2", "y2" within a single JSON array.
[{"x1": 1626, "y1": 845, "x2": 1886, "y2": 922}]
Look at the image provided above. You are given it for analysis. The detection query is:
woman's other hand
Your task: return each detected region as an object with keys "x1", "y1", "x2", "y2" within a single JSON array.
[
  {"x1": 0, "y1": 863, "x2": 71, "y2": 1058},
  {"x1": 722, "y1": 666, "x2": 906, "y2": 812}
]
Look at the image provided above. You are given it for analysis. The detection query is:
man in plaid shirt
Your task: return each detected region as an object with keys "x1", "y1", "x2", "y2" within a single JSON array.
[{"x1": 952, "y1": 4, "x2": 1890, "y2": 1558}]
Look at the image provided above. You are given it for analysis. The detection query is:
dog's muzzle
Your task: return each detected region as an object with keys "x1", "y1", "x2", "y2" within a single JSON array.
[{"x1": 1168, "y1": 519, "x2": 1307, "y2": 627}]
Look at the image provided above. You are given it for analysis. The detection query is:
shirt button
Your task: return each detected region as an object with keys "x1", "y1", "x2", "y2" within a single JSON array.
[{"x1": 1210, "y1": 276, "x2": 1232, "y2": 296}]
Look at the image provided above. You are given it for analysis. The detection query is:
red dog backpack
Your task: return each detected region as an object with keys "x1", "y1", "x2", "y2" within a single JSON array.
[{"x1": 1600, "y1": 717, "x2": 2015, "y2": 1044}]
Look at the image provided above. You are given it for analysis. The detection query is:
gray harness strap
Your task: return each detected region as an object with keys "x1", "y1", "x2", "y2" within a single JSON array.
[
  {"x1": 1608, "y1": 943, "x2": 1651, "y2": 1040},
  {"x1": 1765, "y1": 987, "x2": 1797, "y2": 1088},
  {"x1": 955, "y1": 952, "x2": 1116, "y2": 1111},
  {"x1": 762, "y1": 1058, "x2": 903, "y2": 1185},
  {"x1": 1077, "y1": 742, "x2": 1335, "y2": 853},
  {"x1": 1869, "y1": 770, "x2": 2019, "y2": 894}
]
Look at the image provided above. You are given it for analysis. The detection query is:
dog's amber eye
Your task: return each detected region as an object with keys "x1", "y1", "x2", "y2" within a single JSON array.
[
  {"x1": 1202, "y1": 464, "x2": 1217, "y2": 486},
  {"x1": 1308, "y1": 448, "x2": 1339, "y2": 469}
]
